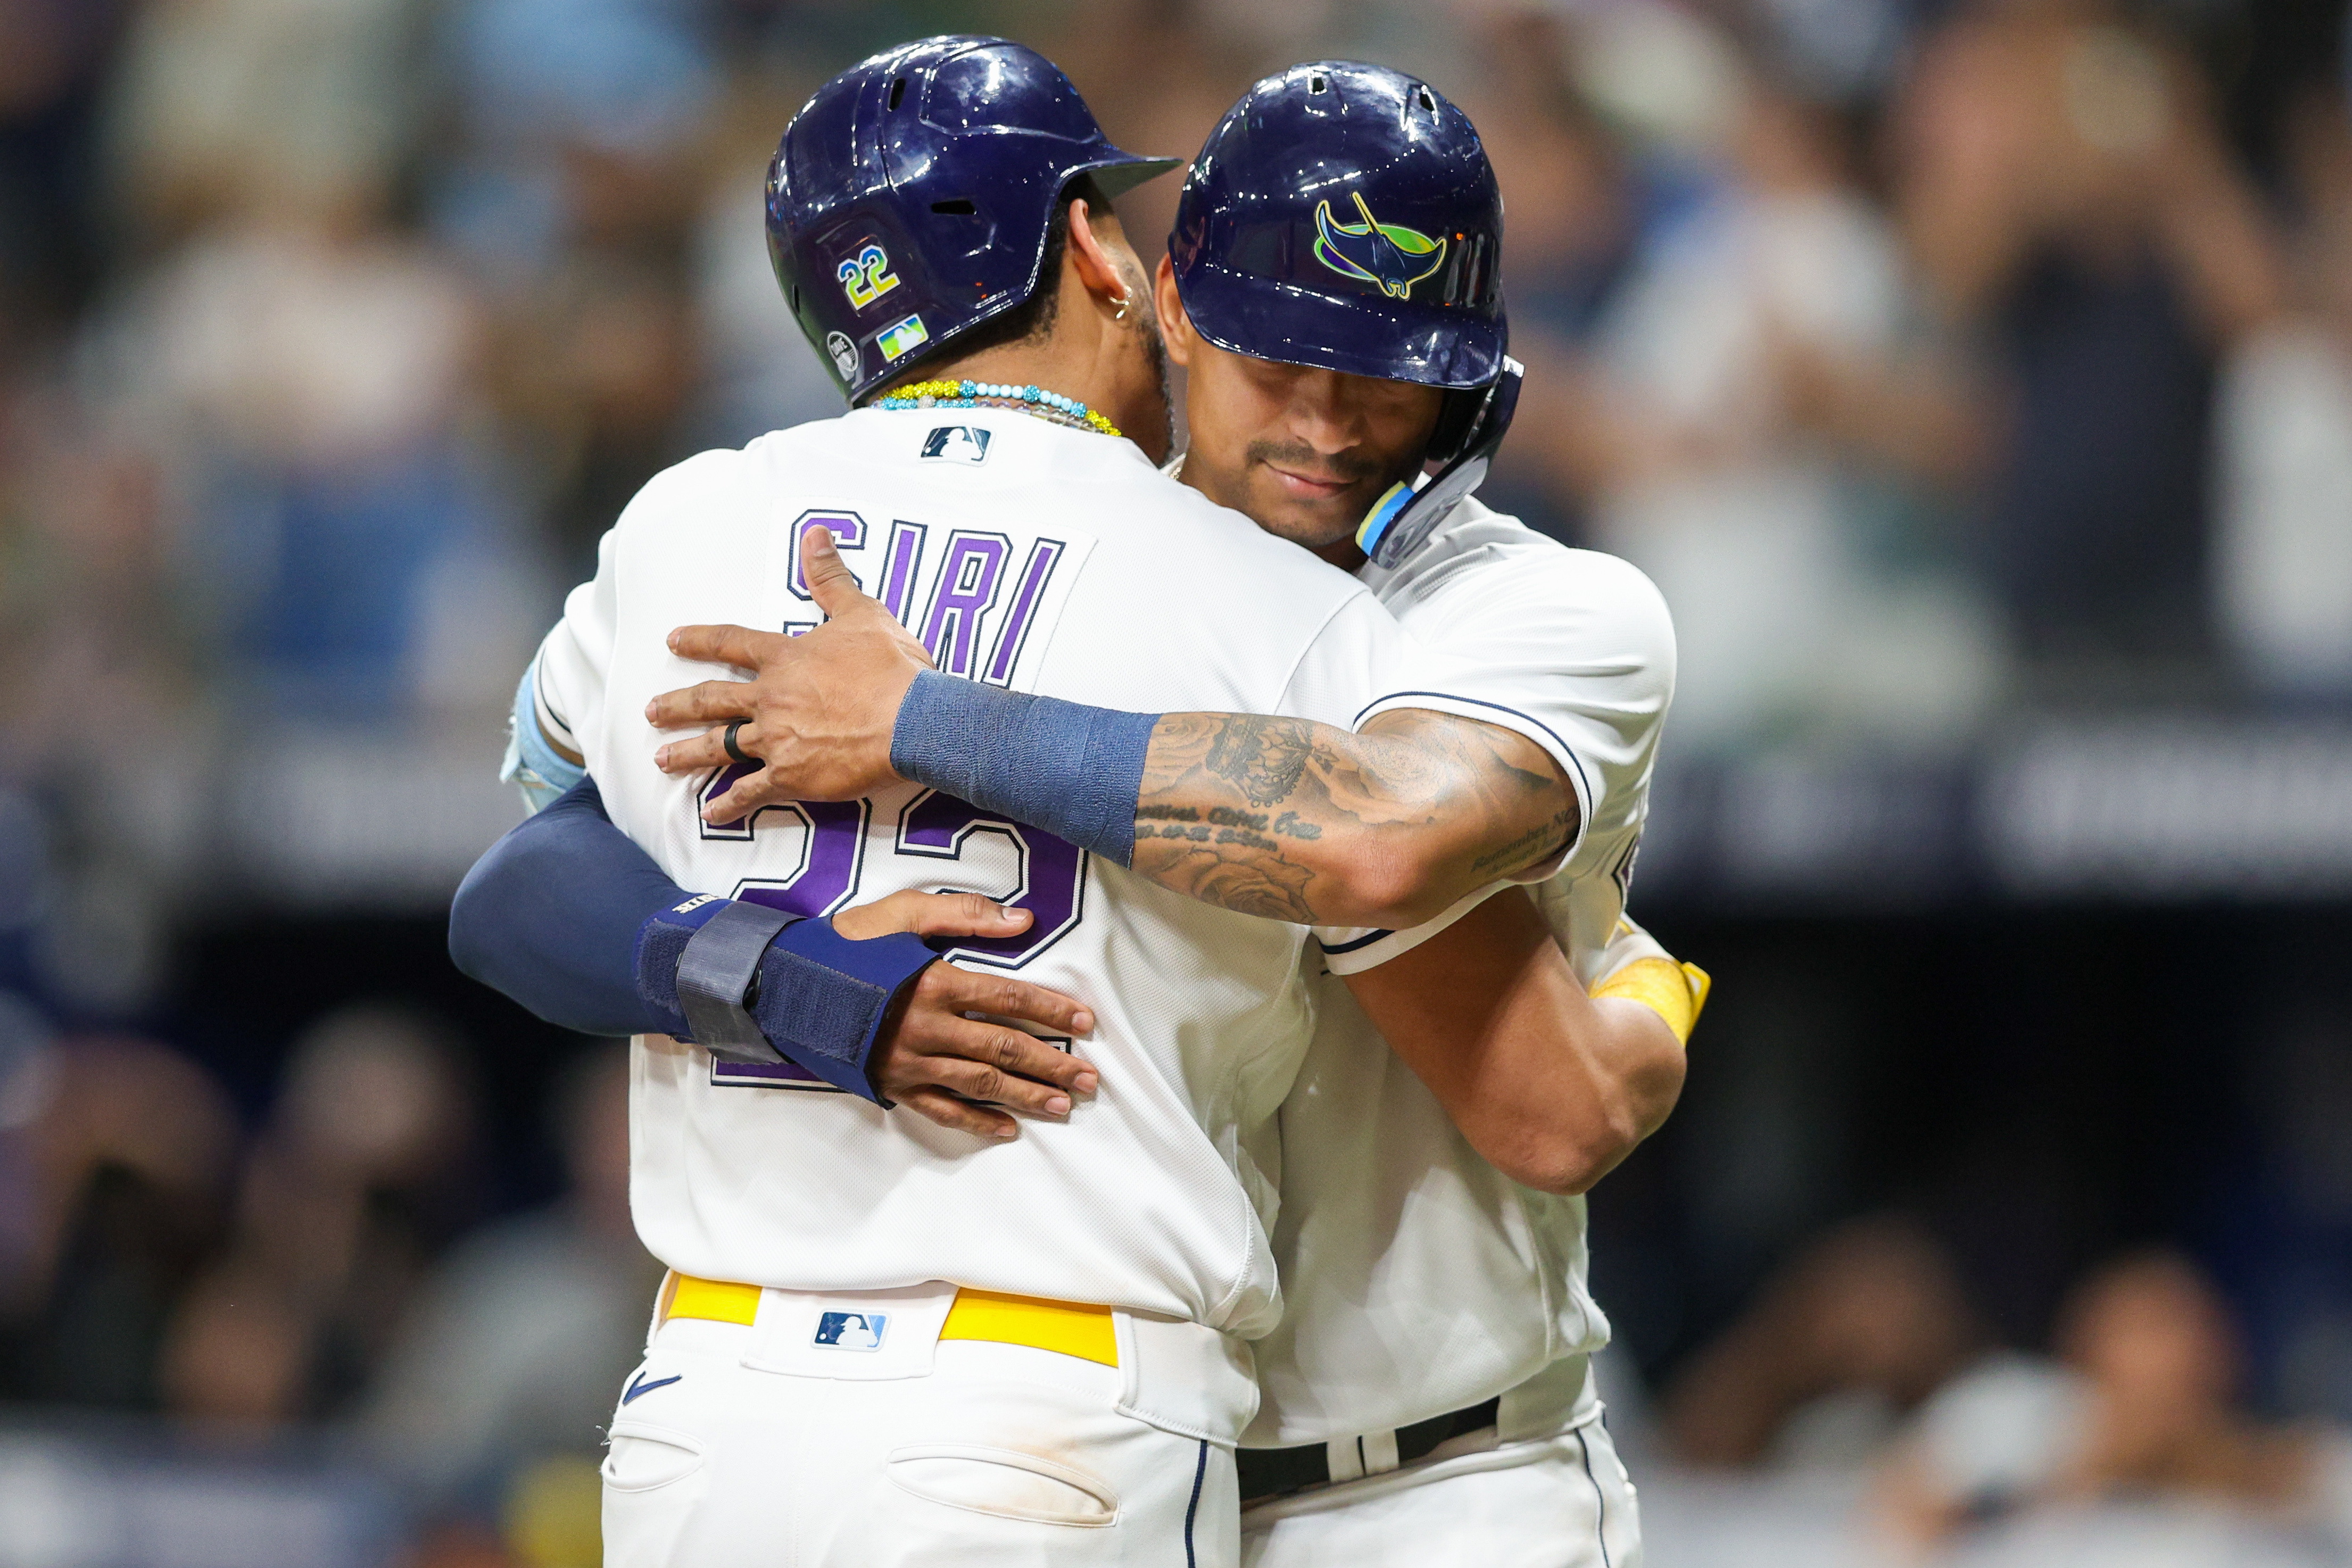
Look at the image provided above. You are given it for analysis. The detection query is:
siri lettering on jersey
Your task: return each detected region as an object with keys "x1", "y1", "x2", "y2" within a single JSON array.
[
  {"x1": 775, "y1": 507, "x2": 1073, "y2": 676},
  {"x1": 530, "y1": 405, "x2": 1451, "y2": 1337}
]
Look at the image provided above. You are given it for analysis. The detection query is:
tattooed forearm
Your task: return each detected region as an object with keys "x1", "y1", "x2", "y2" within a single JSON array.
[
  {"x1": 1201, "y1": 716, "x2": 1314, "y2": 805},
  {"x1": 1126, "y1": 707, "x2": 1578, "y2": 928},
  {"x1": 1469, "y1": 806, "x2": 1580, "y2": 877}
]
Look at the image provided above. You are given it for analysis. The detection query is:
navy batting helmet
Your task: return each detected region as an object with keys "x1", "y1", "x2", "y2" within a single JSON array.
[
  {"x1": 1172, "y1": 62, "x2": 1521, "y2": 566},
  {"x1": 767, "y1": 37, "x2": 1181, "y2": 405}
]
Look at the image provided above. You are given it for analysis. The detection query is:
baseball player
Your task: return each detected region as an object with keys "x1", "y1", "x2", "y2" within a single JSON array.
[
  {"x1": 460, "y1": 56, "x2": 1692, "y2": 1567},
  {"x1": 454, "y1": 39, "x2": 1653, "y2": 1568},
  {"x1": 629, "y1": 64, "x2": 1695, "y2": 1566}
]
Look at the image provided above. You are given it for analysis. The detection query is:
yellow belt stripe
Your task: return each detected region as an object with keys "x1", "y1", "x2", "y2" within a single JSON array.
[
  {"x1": 941, "y1": 1288, "x2": 1120, "y2": 1367},
  {"x1": 1592, "y1": 957, "x2": 1713, "y2": 1045},
  {"x1": 659, "y1": 1276, "x2": 1120, "y2": 1367},
  {"x1": 664, "y1": 1273, "x2": 763, "y2": 1326}
]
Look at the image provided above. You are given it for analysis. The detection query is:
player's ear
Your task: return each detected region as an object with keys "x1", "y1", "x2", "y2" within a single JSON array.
[
  {"x1": 1063, "y1": 197, "x2": 1131, "y2": 317},
  {"x1": 1153, "y1": 255, "x2": 1193, "y2": 368}
]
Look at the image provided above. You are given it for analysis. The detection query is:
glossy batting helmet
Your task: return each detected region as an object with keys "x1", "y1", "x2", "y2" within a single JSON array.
[
  {"x1": 1171, "y1": 62, "x2": 1520, "y2": 566},
  {"x1": 767, "y1": 37, "x2": 1181, "y2": 405}
]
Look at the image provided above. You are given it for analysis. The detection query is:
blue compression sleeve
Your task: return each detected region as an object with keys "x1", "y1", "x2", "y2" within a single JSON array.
[
  {"x1": 449, "y1": 778, "x2": 934, "y2": 1102},
  {"x1": 450, "y1": 778, "x2": 685, "y2": 1036},
  {"x1": 889, "y1": 670, "x2": 1158, "y2": 866}
]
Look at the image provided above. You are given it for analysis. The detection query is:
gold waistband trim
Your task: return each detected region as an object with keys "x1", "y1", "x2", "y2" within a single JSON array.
[{"x1": 658, "y1": 1275, "x2": 1120, "y2": 1367}]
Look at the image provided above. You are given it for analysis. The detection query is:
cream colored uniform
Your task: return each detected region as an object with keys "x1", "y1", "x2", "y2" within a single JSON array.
[
  {"x1": 527, "y1": 411, "x2": 1585, "y2": 1568},
  {"x1": 1245, "y1": 500, "x2": 1676, "y2": 1568}
]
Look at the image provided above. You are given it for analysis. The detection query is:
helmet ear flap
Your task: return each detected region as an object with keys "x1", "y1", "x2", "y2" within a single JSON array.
[{"x1": 1425, "y1": 384, "x2": 1488, "y2": 465}]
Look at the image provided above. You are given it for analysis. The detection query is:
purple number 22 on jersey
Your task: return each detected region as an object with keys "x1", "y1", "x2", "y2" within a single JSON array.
[
  {"x1": 694, "y1": 769, "x2": 1088, "y2": 1093},
  {"x1": 698, "y1": 766, "x2": 1087, "y2": 970}
]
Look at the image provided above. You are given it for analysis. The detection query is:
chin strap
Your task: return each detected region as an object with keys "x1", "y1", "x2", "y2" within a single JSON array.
[{"x1": 1355, "y1": 356, "x2": 1522, "y2": 568}]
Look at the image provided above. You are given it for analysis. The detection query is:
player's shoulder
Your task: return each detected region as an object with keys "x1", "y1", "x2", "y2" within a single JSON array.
[
  {"x1": 1386, "y1": 499, "x2": 1674, "y2": 646},
  {"x1": 607, "y1": 435, "x2": 793, "y2": 540},
  {"x1": 606, "y1": 412, "x2": 881, "y2": 547}
]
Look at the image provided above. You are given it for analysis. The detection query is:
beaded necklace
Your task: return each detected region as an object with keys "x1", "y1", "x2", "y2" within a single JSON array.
[{"x1": 873, "y1": 378, "x2": 1121, "y2": 439}]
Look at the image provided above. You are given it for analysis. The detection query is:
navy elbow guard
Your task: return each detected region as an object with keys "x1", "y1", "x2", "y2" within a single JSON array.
[
  {"x1": 634, "y1": 897, "x2": 934, "y2": 1104},
  {"x1": 889, "y1": 669, "x2": 1157, "y2": 866}
]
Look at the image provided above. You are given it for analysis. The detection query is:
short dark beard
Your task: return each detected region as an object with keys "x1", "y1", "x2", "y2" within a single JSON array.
[{"x1": 1117, "y1": 252, "x2": 1174, "y2": 455}]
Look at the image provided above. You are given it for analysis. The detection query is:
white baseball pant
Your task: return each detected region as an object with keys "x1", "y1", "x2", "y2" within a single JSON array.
[
  {"x1": 1240, "y1": 1361, "x2": 1640, "y2": 1568},
  {"x1": 601, "y1": 1277, "x2": 1252, "y2": 1567}
]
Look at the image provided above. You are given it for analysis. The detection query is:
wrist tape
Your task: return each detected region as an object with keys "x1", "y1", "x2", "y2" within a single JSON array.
[
  {"x1": 1591, "y1": 957, "x2": 1712, "y2": 1046},
  {"x1": 889, "y1": 669, "x2": 1158, "y2": 867}
]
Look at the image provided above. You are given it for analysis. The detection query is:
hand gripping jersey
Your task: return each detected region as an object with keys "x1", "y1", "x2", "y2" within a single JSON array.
[
  {"x1": 1249, "y1": 499, "x2": 1677, "y2": 1444},
  {"x1": 531, "y1": 407, "x2": 1522, "y2": 1343}
]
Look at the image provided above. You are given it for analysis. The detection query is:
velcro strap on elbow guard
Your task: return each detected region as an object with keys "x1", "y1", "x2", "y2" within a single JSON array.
[
  {"x1": 1591, "y1": 957, "x2": 1712, "y2": 1046},
  {"x1": 890, "y1": 669, "x2": 1158, "y2": 867},
  {"x1": 634, "y1": 894, "x2": 726, "y2": 1043},
  {"x1": 753, "y1": 922, "x2": 936, "y2": 1105},
  {"x1": 676, "y1": 901, "x2": 797, "y2": 1063}
]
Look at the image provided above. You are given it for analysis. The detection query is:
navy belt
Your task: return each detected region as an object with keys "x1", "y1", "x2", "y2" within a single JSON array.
[{"x1": 1237, "y1": 1397, "x2": 1501, "y2": 1503}]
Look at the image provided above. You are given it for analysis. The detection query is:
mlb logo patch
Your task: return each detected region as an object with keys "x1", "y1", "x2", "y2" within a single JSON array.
[
  {"x1": 876, "y1": 313, "x2": 929, "y2": 362},
  {"x1": 921, "y1": 426, "x2": 991, "y2": 463},
  {"x1": 813, "y1": 1311, "x2": 888, "y2": 1351}
]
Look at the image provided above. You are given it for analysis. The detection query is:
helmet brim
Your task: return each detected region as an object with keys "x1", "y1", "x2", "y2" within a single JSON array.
[
  {"x1": 1076, "y1": 152, "x2": 1186, "y2": 199},
  {"x1": 1174, "y1": 252, "x2": 1505, "y2": 391}
]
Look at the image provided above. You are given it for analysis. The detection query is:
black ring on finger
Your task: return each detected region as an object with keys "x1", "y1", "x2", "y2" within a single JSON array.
[{"x1": 722, "y1": 719, "x2": 752, "y2": 767}]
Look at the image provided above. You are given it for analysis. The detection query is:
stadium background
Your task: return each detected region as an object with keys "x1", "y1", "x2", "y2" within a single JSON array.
[{"x1": 1, "y1": 0, "x2": 2348, "y2": 1562}]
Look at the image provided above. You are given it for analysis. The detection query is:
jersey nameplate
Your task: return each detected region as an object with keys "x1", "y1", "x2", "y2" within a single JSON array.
[{"x1": 775, "y1": 507, "x2": 1092, "y2": 688}]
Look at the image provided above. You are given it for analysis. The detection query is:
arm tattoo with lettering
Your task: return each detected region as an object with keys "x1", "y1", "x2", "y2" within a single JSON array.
[{"x1": 1126, "y1": 708, "x2": 1576, "y2": 927}]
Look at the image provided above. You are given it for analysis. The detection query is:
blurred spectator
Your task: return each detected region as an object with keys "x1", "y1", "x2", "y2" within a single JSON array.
[
  {"x1": 2213, "y1": 88, "x2": 2352, "y2": 697},
  {"x1": 0, "y1": 383, "x2": 195, "y2": 783},
  {"x1": 501, "y1": 246, "x2": 700, "y2": 582},
  {"x1": 431, "y1": 0, "x2": 717, "y2": 286},
  {"x1": 363, "y1": 1042, "x2": 657, "y2": 1525},
  {"x1": 1464, "y1": 10, "x2": 1653, "y2": 545},
  {"x1": 1552, "y1": 18, "x2": 2001, "y2": 748},
  {"x1": 1664, "y1": 1214, "x2": 1984, "y2": 1469},
  {"x1": 1877, "y1": 1251, "x2": 2352, "y2": 1555},
  {"x1": 0, "y1": 1030, "x2": 237, "y2": 1409},
  {"x1": 84, "y1": 206, "x2": 540, "y2": 718},
  {"x1": 430, "y1": 0, "x2": 717, "y2": 587},
  {"x1": 1895, "y1": 10, "x2": 2290, "y2": 683},
  {"x1": 684, "y1": 71, "x2": 847, "y2": 451},
  {"x1": 70, "y1": 0, "x2": 555, "y2": 724},
  {"x1": 164, "y1": 1004, "x2": 483, "y2": 1425},
  {"x1": 0, "y1": 0, "x2": 132, "y2": 352},
  {"x1": 100, "y1": 0, "x2": 420, "y2": 256}
]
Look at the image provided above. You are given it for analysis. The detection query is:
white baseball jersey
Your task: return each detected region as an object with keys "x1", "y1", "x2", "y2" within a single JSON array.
[
  {"x1": 531, "y1": 407, "x2": 1564, "y2": 1342},
  {"x1": 1247, "y1": 499, "x2": 1677, "y2": 1443}
]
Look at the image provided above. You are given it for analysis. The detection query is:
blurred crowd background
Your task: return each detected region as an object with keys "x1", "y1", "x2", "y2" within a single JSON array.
[{"x1": 0, "y1": 0, "x2": 2348, "y2": 1563}]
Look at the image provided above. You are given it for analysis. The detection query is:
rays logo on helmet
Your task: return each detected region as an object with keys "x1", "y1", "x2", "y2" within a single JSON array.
[
  {"x1": 837, "y1": 243, "x2": 900, "y2": 310},
  {"x1": 1313, "y1": 192, "x2": 1447, "y2": 300},
  {"x1": 824, "y1": 332, "x2": 858, "y2": 381}
]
